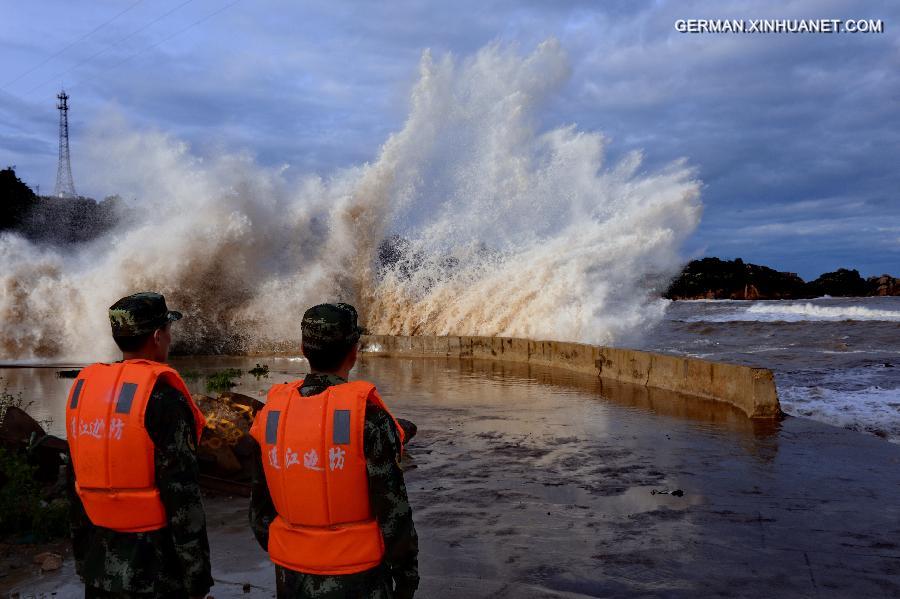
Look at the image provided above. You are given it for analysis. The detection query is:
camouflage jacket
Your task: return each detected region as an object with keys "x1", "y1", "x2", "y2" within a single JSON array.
[
  {"x1": 67, "y1": 382, "x2": 213, "y2": 597},
  {"x1": 249, "y1": 372, "x2": 419, "y2": 599}
]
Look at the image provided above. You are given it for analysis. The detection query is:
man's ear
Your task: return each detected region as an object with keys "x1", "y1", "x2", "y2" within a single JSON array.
[
  {"x1": 347, "y1": 343, "x2": 359, "y2": 367},
  {"x1": 152, "y1": 328, "x2": 163, "y2": 346}
]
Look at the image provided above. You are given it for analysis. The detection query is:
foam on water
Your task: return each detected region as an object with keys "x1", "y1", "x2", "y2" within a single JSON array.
[
  {"x1": 644, "y1": 298, "x2": 900, "y2": 443},
  {"x1": 781, "y1": 384, "x2": 900, "y2": 442},
  {"x1": 0, "y1": 41, "x2": 702, "y2": 361},
  {"x1": 776, "y1": 363, "x2": 900, "y2": 442},
  {"x1": 685, "y1": 302, "x2": 900, "y2": 323}
]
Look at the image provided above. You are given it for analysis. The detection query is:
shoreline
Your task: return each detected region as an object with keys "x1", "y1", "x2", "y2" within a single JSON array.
[{"x1": 5, "y1": 356, "x2": 900, "y2": 597}]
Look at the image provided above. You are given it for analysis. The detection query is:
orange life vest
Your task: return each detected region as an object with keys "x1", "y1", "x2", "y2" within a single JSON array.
[
  {"x1": 250, "y1": 379, "x2": 405, "y2": 575},
  {"x1": 66, "y1": 359, "x2": 205, "y2": 533}
]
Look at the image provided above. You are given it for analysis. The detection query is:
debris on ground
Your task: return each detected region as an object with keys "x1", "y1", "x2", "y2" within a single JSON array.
[
  {"x1": 33, "y1": 552, "x2": 62, "y2": 571},
  {"x1": 196, "y1": 392, "x2": 264, "y2": 495}
]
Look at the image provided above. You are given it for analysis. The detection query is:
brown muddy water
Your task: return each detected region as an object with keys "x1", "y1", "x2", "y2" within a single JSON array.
[{"x1": 4, "y1": 355, "x2": 900, "y2": 598}]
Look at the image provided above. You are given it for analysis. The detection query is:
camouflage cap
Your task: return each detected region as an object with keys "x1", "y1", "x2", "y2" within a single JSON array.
[
  {"x1": 108, "y1": 292, "x2": 182, "y2": 337},
  {"x1": 301, "y1": 303, "x2": 364, "y2": 350}
]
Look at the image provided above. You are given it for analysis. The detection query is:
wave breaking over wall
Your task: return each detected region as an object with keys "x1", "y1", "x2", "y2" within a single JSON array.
[{"x1": 0, "y1": 41, "x2": 701, "y2": 361}]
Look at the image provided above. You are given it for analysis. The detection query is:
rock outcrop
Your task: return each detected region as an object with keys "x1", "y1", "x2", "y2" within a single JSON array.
[
  {"x1": 666, "y1": 258, "x2": 806, "y2": 300},
  {"x1": 666, "y1": 259, "x2": 899, "y2": 300},
  {"x1": 804, "y1": 268, "x2": 870, "y2": 298},
  {"x1": 868, "y1": 274, "x2": 900, "y2": 296}
]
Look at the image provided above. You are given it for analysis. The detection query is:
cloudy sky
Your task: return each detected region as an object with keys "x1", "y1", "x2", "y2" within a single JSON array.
[{"x1": 1, "y1": 0, "x2": 897, "y2": 279}]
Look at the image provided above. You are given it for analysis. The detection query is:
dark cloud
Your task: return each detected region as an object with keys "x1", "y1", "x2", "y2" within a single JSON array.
[{"x1": 0, "y1": 0, "x2": 896, "y2": 277}]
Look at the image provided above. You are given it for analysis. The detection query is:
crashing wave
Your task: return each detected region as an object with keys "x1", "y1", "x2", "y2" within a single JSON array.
[{"x1": 0, "y1": 41, "x2": 701, "y2": 361}]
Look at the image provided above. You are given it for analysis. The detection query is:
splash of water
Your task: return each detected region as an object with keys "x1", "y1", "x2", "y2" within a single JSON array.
[{"x1": 0, "y1": 41, "x2": 701, "y2": 361}]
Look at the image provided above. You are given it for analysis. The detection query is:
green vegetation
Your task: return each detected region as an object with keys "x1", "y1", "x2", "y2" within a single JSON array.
[
  {"x1": 0, "y1": 167, "x2": 38, "y2": 231},
  {"x1": 0, "y1": 166, "x2": 120, "y2": 243},
  {"x1": 205, "y1": 368, "x2": 243, "y2": 394},
  {"x1": 0, "y1": 380, "x2": 52, "y2": 429},
  {"x1": 0, "y1": 448, "x2": 69, "y2": 541},
  {"x1": 249, "y1": 363, "x2": 270, "y2": 379},
  {"x1": 0, "y1": 379, "x2": 33, "y2": 423},
  {"x1": 0, "y1": 382, "x2": 65, "y2": 540}
]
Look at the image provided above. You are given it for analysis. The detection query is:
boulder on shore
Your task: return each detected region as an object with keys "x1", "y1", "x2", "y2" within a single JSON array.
[
  {"x1": 0, "y1": 407, "x2": 66, "y2": 482},
  {"x1": 195, "y1": 392, "x2": 264, "y2": 490}
]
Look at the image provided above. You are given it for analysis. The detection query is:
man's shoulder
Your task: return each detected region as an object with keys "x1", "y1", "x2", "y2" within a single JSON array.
[
  {"x1": 150, "y1": 378, "x2": 188, "y2": 404},
  {"x1": 361, "y1": 386, "x2": 395, "y2": 431},
  {"x1": 364, "y1": 401, "x2": 392, "y2": 425},
  {"x1": 363, "y1": 402, "x2": 400, "y2": 458}
]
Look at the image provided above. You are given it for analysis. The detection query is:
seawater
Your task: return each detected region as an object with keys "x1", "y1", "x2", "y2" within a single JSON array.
[
  {"x1": 4, "y1": 296, "x2": 899, "y2": 445},
  {"x1": 638, "y1": 296, "x2": 900, "y2": 442}
]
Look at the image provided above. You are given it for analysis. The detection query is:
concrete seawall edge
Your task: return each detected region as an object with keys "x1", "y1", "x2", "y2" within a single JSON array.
[{"x1": 360, "y1": 334, "x2": 782, "y2": 420}]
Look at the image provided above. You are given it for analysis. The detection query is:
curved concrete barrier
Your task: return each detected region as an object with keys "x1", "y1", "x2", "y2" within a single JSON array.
[{"x1": 361, "y1": 335, "x2": 782, "y2": 420}]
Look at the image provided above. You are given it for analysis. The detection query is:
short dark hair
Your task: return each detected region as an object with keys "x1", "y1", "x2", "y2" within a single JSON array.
[
  {"x1": 303, "y1": 341, "x2": 354, "y2": 372},
  {"x1": 112, "y1": 331, "x2": 154, "y2": 352}
]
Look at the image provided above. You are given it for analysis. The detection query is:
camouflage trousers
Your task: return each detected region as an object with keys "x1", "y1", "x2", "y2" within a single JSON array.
[
  {"x1": 84, "y1": 587, "x2": 189, "y2": 599},
  {"x1": 275, "y1": 564, "x2": 393, "y2": 599}
]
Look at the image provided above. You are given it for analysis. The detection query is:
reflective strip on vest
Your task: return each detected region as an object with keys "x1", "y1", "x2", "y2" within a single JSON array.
[
  {"x1": 250, "y1": 379, "x2": 402, "y2": 575},
  {"x1": 69, "y1": 378, "x2": 84, "y2": 409},
  {"x1": 66, "y1": 360, "x2": 205, "y2": 533}
]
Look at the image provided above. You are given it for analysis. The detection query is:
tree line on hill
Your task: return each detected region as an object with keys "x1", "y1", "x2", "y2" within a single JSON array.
[
  {"x1": 665, "y1": 257, "x2": 899, "y2": 299},
  {"x1": 0, "y1": 167, "x2": 118, "y2": 243}
]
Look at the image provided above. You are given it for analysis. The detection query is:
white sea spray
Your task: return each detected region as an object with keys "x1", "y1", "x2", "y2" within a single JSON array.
[{"x1": 0, "y1": 41, "x2": 701, "y2": 360}]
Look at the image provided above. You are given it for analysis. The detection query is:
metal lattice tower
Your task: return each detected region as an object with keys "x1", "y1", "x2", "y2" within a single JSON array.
[{"x1": 54, "y1": 90, "x2": 76, "y2": 198}]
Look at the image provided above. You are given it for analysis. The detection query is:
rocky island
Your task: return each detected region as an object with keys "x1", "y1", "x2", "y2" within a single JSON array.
[{"x1": 666, "y1": 257, "x2": 899, "y2": 300}]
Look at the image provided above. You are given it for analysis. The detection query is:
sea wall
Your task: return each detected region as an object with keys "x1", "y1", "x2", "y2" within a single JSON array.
[{"x1": 360, "y1": 335, "x2": 782, "y2": 420}]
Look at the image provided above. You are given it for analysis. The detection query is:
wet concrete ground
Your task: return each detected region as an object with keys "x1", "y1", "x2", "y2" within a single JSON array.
[{"x1": 5, "y1": 355, "x2": 900, "y2": 597}]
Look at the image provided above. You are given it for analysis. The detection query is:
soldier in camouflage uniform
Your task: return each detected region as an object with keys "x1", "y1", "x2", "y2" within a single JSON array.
[
  {"x1": 249, "y1": 303, "x2": 419, "y2": 599},
  {"x1": 67, "y1": 292, "x2": 213, "y2": 599}
]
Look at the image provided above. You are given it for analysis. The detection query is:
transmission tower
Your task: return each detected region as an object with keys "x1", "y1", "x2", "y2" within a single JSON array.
[{"x1": 54, "y1": 89, "x2": 76, "y2": 198}]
